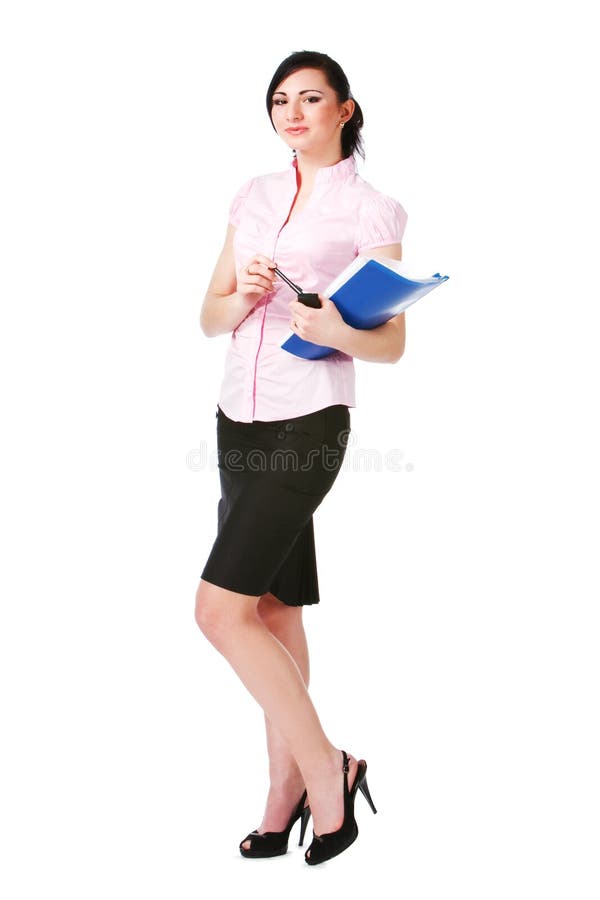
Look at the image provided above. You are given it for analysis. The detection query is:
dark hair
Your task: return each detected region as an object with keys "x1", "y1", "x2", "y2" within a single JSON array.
[{"x1": 266, "y1": 50, "x2": 365, "y2": 160}]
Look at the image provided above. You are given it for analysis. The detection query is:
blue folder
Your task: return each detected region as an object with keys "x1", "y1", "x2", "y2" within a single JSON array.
[{"x1": 280, "y1": 259, "x2": 449, "y2": 360}]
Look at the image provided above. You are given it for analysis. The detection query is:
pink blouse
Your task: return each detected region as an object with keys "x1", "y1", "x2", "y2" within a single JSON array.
[{"x1": 217, "y1": 155, "x2": 407, "y2": 423}]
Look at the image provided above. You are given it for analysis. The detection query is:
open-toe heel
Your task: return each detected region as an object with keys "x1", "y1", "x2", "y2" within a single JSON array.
[
  {"x1": 239, "y1": 790, "x2": 311, "y2": 858},
  {"x1": 304, "y1": 750, "x2": 375, "y2": 866}
]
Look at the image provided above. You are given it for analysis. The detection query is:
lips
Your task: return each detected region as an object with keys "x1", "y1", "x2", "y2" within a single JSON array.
[{"x1": 285, "y1": 127, "x2": 308, "y2": 134}]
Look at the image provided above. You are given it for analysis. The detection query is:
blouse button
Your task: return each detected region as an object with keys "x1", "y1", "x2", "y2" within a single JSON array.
[
  {"x1": 284, "y1": 422, "x2": 295, "y2": 432},
  {"x1": 277, "y1": 431, "x2": 286, "y2": 440}
]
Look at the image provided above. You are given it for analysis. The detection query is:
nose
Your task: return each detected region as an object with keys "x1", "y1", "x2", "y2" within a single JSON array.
[{"x1": 286, "y1": 100, "x2": 303, "y2": 122}]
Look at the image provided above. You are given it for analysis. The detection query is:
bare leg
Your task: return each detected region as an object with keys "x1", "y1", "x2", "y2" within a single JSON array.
[
  {"x1": 194, "y1": 578, "x2": 359, "y2": 845},
  {"x1": 241, "y1": 592, "x2": 309, "y2": 849}
]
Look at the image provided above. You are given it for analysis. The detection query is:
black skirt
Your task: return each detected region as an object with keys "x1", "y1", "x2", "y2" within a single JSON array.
[{"x1": 200, "y1": 403, "x2": 351, "y2": 606}]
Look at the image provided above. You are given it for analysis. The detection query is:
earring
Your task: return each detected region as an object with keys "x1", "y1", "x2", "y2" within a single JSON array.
[{"x1": 339, "y1": 121, "x2": 345, "y2": 128}]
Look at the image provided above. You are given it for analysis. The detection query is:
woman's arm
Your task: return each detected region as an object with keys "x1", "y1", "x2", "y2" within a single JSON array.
[
  {"x1": 335, "y1": 243, "x2": 406, "y2": 363},
  {"x1": 199, "y1": 225, "x2": 275, "y2": 337},
  {"x1": 288, "y1": 243, "x2": 407, "y2": 363}
]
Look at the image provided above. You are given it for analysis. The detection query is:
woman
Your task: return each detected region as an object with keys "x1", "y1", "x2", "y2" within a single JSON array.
[{"x1": 195, "y1": 50, "x2": 407, "y2": 865}]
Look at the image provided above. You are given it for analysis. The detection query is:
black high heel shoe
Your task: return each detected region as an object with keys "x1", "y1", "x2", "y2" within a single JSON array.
[
  {"x1": 239, "y1": 789, "x2": 312, "y2": 858},
  {"x1": 304, "y1": 750, "x2": 377, "y2": 866}
]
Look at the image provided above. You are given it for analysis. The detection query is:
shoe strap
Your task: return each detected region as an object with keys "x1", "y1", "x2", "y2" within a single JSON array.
[{"x1": 341, "y1": 749, "x2": 351, "y2": 801}]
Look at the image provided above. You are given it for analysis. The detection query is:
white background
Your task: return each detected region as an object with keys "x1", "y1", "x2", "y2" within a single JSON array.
[{"x1": 1, "y1": 1, "x2": 598, "y2": 897}]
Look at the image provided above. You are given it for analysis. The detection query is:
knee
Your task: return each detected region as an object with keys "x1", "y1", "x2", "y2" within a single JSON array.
[
  {"x1": 194, "y1": 580, "x2": 225, "y2": 640},
  {"x1": 194, "y1": 579, "x2": 258, "y2": 642}
]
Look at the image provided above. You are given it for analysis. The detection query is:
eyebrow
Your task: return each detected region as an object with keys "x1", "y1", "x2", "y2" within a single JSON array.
[{"x1": 272, "y1": 89, "x2": 325, "y2": 96}]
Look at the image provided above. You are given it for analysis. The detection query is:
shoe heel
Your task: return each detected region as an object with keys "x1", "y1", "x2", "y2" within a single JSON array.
[
  {"x1": 358, "y1": 773, "x2": 377, "y2": 814},
  {"x1": 298, "y1": 804, "x2": 311, "y2": 846}
]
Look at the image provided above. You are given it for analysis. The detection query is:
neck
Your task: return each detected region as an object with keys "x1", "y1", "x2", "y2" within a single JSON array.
[{"x1": 294, "y1": 147, "x2": 344, "y2": 184}]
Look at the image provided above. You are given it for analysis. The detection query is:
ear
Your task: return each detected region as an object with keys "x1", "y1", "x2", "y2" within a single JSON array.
[{"x1": 341, "y1": 98, "x2": 355, "y2": 124}]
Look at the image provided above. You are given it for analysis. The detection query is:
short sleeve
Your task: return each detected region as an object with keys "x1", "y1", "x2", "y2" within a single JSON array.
[
  {"x1": 356, "y1": 192, "x2": 408, "y2": 253},
  {"x1": 228, "y1": 177, "x2": 255, "y2": 228}
]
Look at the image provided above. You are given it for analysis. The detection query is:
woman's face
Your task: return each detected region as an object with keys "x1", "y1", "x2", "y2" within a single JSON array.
[{"x1": 270, "y1": 67, "x2": 353, "y2": 158}]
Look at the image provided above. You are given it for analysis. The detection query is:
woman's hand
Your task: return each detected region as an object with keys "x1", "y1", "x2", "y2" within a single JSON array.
[
  {"x1": 237, "y1": 254, "x2": 277, "y2": 304},
  {"x1": 288, "y1": 295, "x2": 348, "y2": 349}
]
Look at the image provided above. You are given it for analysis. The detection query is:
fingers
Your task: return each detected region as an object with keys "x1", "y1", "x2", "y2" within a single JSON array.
[
  {"x1": 238, "y1": 255, "x2": 277, "y2": 296},
  {"x1": 240, "y1": 270, "x2": 273, "y2": 293},
  {"x1": 252, "y1": 254, "x2": 277, "y2": 270},
  {"x1": 242, "y1": 255, "x2": 277, "y2": 277}
]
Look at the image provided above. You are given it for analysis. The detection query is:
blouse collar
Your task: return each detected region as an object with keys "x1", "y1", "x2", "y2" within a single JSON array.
[{"x1": 290, "y1": 154, "x2": 357, "y2": 184}]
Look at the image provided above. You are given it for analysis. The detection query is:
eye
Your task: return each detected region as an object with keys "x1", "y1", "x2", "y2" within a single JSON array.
[
  {"x1": 272, "y1": 98, "x2": 287, "y2": 106},
  {"x1": 303, "y1": 96, "x2": 321, "y2": 103}
]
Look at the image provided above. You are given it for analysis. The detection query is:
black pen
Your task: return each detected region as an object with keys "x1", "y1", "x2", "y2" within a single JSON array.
[
  {"x1": 272, "y1": 266, "x2": 302, "y2": 294},
  {"x1": 271, "y1": 266, "x2": 321, "y2": 309}
]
